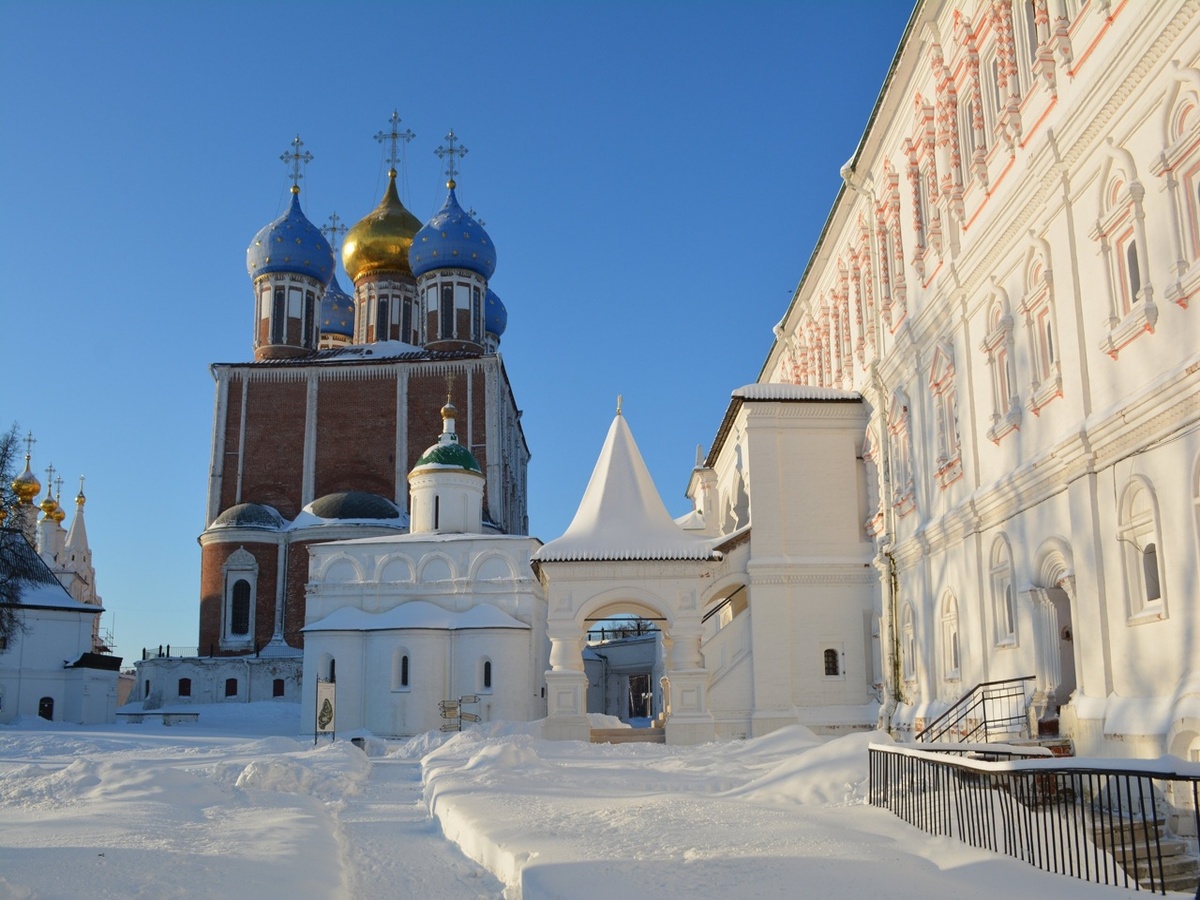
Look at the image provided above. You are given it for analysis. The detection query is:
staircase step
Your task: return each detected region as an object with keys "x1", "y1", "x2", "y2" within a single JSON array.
[{"x1": 590, "y1": 727, "x2": 665, "y2": 744}]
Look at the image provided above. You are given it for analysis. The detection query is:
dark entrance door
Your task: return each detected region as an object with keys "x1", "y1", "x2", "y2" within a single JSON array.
[{"x1": 37, "y1": 696, "x2": 53, "y2": 720}]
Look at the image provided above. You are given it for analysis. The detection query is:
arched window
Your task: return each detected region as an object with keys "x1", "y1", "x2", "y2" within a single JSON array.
[
  {"x1": 823, "y1": 648, "x2": 840, "y2": 677},
  {"x1": 224, "y1": 678, "x2": 238, "y2": 698},
  {"x1": 392, "y1": 649, "x2": 410, "y2": 691},
  {"x1": 990, "y1": 538, "x2": 1018, "y2": 646},
  {"x1": 1095, "y1": 157, "x2": 1157, "y2": 357},
  {"x1": 1119, "y1": 478, "x2": 1167, "y2": 620},
  {"x1": 941, "y1": 594, "x2": 961, "y2": 681},
  {"x1": 980, "y1": 295, "x2": 1021, "y2": 442},
  {"x1": 481, "y1": 659, "x2": 493, "y2": 692},
  {"x1": 178, "y1": 678, "x2": 192, "y2": 698},
  {"x1": 273, "y1": 679, "x2": 285, "y2": 698},
  {"x1": 1019, "y1": 252, "x2": 1062, "y2": 414},
  {"x1": 221, "y1": 548, "x2": 258, "y2": 649},
  {"x1": 230, "y1": 579, "x2": 251, "y2": 636}
]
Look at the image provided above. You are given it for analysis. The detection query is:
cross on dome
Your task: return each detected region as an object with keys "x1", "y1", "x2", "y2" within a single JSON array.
[
  {"x1": 44, "y1": 462, "x2": 55, "y2": 487},
  {"x1": 374, "y1": 111, "x2": 415, "y2": 176},
  {"x1": 280, "y1": 134, "x2": 313, "y2": 195},
  {"x1": 23, "y1": 431, "x2": 36, "y2": 458},
  {"x1": 321, "y1": 212, "x2": 348, "y2": 253},
  {"x1": 435, "y1": 130, "x2": 468, "y2": 188}
]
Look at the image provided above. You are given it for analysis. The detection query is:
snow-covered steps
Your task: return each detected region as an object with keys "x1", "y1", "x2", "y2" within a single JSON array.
[{"x1": 589, "y1": 727, "x2": 665, "y2": 744}]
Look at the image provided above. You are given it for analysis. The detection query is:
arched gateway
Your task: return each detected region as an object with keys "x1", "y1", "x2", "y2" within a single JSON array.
[{"x1": 533, "y1": 411, "x2": 720, "y2": 744}]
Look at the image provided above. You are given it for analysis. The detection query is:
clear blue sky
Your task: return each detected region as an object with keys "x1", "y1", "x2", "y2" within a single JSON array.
[{"x1": 1, "y1": 1, "x2": 914, "y2": 663}]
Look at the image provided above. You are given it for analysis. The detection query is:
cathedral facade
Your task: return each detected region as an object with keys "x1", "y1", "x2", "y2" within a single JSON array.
[{"x1": 196, "y1": 134, "x2": 529, "y2": 662}]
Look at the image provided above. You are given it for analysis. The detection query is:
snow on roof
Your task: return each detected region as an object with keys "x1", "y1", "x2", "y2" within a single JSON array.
[
  {"x1": 732, "y1": 383, "x2": 861, "y2": 402},
  {"x1": 705, "y1": 383, "x2": 863, "y2": 467},
  {"x1": 302, "y1": 599, "x2": 529, "y2": 633},
  {"x1": 0, "y1": 528, "x2": 96, "y2": 611},
  {"x1": 535, "y1": 414, "x2": 720, "y2": 563}
]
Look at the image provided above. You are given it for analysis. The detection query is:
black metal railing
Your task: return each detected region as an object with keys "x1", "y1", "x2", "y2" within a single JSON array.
[
  {"x1": 869, "y1": 744, "x2": 1200, "y2": 896},
  {"x1": 141, "y1": 645, "x2": 201, "y2": 660},
  {"x1": 915, "y1": 675, "x2": 1035, "y2": 743}
]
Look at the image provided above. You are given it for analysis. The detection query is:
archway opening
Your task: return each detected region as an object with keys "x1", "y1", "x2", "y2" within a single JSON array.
[{"x1": 584, "y1": 611, "x2": 666, "y2": 726}]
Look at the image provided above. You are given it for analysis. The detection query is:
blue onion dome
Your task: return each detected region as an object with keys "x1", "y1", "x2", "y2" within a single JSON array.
[
  {"x1": 409, "y1": 184, "x2": 496, "y2": 279},
  {"x1": 247, "y1": 191, "x2": 335, "y2": 284},
  {"x1": 320, "y1": 272, "x2": 355, "y2": 339},
  {"x1": 484, "y1": 288, "x2": 507, "y2": 338}
]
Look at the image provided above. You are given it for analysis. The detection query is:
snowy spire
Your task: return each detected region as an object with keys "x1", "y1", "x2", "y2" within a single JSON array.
[{"x1": 536, "y1": 410, "x2": 719, "y2": 562}]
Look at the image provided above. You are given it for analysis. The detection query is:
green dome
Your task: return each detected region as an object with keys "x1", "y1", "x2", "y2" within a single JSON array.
[{"x1": 414, "y1": 442, "x2": 482, "y2": 473}]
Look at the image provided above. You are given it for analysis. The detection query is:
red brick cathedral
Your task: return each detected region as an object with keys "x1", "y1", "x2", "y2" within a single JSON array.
[{"x1": 198, "y1": 129, "x2": 529, "y2": 657}]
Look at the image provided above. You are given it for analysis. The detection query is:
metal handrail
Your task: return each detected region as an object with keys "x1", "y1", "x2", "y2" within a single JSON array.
[
  {"x1": 915, "y1": 675, "x2": 1034, "y2": 743},
  {"x1": 869, "y1": 744, "x2": 1200, "y2": 896}
]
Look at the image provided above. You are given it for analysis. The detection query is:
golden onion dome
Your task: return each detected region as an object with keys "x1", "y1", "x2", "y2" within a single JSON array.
[
  {"x1": 12, "y1": 456, "x2": 41, "y2": 505},
  {"x1": 50, "y1": 486, "x2": 67, "y2": 523},
  {"x1": 341, "y1": 169, "x2": 423, "y2": 283},
  {"x1": 39, "y1": 489, "x2": 59, "y2": 520},
  {"x1": 0, "y1": 505, "x2": 7, "y2": 526}
]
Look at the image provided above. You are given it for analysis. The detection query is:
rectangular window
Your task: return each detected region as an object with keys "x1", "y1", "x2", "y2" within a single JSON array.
[
  {"x1": 271, "y1": 288, "x2": 285, "y2": 344},
  {"x1": 440, "y1": 284, "x2": 454, "y2": 338},
  {"x1": 225, "y1": 678, "x2": 238, "y2": 698},
  {"x1": 178, "y1": 678, "x2": 191, "y2": 697},
  {"x1": 273, "y1": 678, "x2": 285, "y2": 698},
  {"x1": 287, "y1": 286, "x2": 302, "y2": 318},
  {"x1": 402, "y1": 298, "x2": 413, "y2": 343}
]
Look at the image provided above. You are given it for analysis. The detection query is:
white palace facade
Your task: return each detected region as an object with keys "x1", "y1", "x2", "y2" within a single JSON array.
[{"x1": 754, "y1": 0, "x2": 1200, "y2": 759}]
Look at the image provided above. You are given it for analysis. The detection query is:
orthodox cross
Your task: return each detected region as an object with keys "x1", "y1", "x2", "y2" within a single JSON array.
[
  {"x1": 321, "y1": 213, "x2": 348, "y2": 253},
  {"x1": 375, "y1": 111, "x2": 415, "y2": 174},
  {"x1": 77, "y1": 475, "x2": 86, "y2": 502},
  {"x1": 44, "y1": 463, "x2": 56, "y2": 490},
  {"x1": 280, "y1": 135, "x2": 313, "y2": 193},
  {"x1": 616, "y1": 394, "x2": 623, "y2": 416},
  {"x1": 54, "y1": 476, "x2": 63, "y2": 502},
  {"x1": 22, "y1": 431, "x2": 36, "y2": 458},
  {"x1": 434, "y1": 130, "x2": 468, "y2": 185}
]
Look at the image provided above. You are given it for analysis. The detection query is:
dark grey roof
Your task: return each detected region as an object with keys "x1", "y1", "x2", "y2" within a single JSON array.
[
  {"x1": 211, "y1": 503, "x2": 286, "y2": 530},
  {"x1": 308, "y1": 491, "x2": 402, "y2": 520}
]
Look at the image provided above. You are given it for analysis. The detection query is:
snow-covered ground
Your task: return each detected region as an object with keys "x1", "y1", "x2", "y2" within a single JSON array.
[{"x1": 0, "y1": 703, "x2": 1142, "y2": 899}]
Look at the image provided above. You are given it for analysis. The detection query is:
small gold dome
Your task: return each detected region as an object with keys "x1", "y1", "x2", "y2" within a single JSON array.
[
  {"x1": 12, "y1": 456, "x2": 41, "y2": 505},
  {"x1": 39, "y1": 489, "x2": 59, "y2": 520},
  {"x1": 341, "y1": 170, "x2": 423, "y2": 283}
]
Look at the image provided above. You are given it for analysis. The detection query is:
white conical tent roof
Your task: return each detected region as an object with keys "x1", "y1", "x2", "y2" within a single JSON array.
[{"x1": 536, "y1": 413, "x2": 719, "y2": 562}]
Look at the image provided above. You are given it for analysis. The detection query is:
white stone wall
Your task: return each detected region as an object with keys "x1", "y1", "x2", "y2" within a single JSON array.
[{"x1": 758, "y1": 0, "x2": 1200, "y2": 757}]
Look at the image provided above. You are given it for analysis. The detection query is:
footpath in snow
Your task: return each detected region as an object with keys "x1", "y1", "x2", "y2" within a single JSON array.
[{"x1": 417, "y1": 720, "x2": 1144, "y2": 900}]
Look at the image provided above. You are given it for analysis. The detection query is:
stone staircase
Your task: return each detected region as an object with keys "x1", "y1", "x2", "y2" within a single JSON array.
[
  {"x1": 589, "y1": 727, "x2": 665, "y2": 744},
  {"x1": 1087, "y1": 816, "x2": 1200, "y2": 894}
]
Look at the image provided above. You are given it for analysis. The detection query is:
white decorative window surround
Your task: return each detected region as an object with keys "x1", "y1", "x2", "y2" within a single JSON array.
[
  {"x1": 221, "y1": 547, "x2": 258, "y2": 650},
  {"x1": 990, "y1": 537, "x2": 1019, "y2": 648},
  {"x1": 901, "y1": 603, "x2": 917, "y2": 683},
  {"x1": 887, "y1": 388, "x2": 916, "y2": 517},
  {"x1": 1119, "y1": 477, "x2": 1168, "y2": 624},
  {"x1": 861, "y1": 425, "x2": 885, "y2": 538},
  {"x1": 980, "y1": 294, "x2": 1021, "y2": 442},
  {"x1": 940, "y1": 593, "x2": 961, "y2": 682},
  {"x1": 1017, "y1": 250, "x2": 1062, "y2": 415},
  {"x1": 1093, "y1": 151, "x2": 1157, "y2": 358},
  {"x1": 929, "y1": 340, "x2": 963, "y2": 488},
  {"x1": 1153, "y1": 66, "x2": 1200, "y2": 308},
  {"x1": 392, "y1": 647, "x2": 411, "y2": 692}
]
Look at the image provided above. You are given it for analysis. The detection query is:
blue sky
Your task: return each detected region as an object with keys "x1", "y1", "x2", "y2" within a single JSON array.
[{"x1": 1, "y1": 1, "x2": 913, "y2": 663}]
